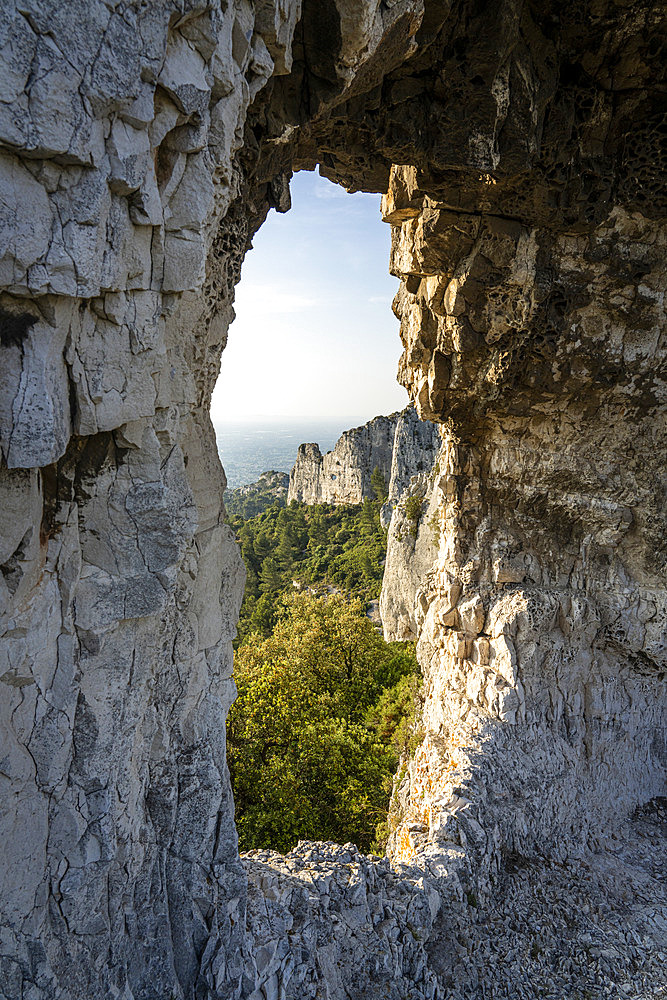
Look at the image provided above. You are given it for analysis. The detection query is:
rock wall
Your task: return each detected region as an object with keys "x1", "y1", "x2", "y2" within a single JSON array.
[
  {"x1": 0, "y1": 0, "x2": 665, "y2": 997},
  {"x1": 288, "y1": 406, "x2": 440, "y2": 507},
  {"x1": 288, "y1": 412, "x2": 398, "y2": 505},
  {"x1": 382, "y1": 406, "x2": 442, "y2": 517},
  {"x1": 381, "y1": 165, "x2": 667, "y2": 879},
  {"x1": 0, "y1": 3, "x2": 260, "y2": 996}
]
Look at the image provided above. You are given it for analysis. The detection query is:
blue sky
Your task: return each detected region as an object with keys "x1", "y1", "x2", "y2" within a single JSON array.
[{"x1": 210, "y1": 169, "x2": 409, "y2": 422}]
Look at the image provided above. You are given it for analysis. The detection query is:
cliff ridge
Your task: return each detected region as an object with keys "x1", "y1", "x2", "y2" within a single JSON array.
[{"x1": 288, "y1": 406, "x2": 440, "y2": 508}]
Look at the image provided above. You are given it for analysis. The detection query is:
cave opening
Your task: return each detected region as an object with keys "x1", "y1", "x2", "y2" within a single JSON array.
[
  {"x1": 213, "y1": 168, "x2": 429, "y2": 856},
  {"x1": 1, "y1": 2, "x2": 665, "y2": 995},
  {"x1": 210, "y1": 169, "x2": 407, "y2": 490}
]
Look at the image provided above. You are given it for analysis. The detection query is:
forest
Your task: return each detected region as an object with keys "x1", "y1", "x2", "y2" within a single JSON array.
[{"x1": 225, "y1": 473, "x2": 422, "y2": 854}]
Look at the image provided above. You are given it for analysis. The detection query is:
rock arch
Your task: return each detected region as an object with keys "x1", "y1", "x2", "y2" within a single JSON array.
[{"x1": 0, "y1": 1, "x2": 664, "y2": 997}]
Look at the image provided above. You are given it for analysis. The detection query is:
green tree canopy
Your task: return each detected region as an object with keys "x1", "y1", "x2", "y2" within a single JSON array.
[
  {"x1": 227, "y1": 592, "x2": 420, "y2": 853},
  {"x1": 228, "y1": 498, "x2": 389, "y2": 644}
]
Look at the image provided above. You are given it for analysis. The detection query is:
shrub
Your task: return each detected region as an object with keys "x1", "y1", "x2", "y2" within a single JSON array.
[{"x1": 404, "y1": 495, "x2": 424, "y2": 537}]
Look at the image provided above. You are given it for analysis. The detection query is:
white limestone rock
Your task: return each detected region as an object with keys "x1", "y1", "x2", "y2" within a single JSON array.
[
  {"x1": 242, "y1": 841, "x2": 441, "y2": 1000},
  {"x1": 0, "y1": 0, "x2": 664, "y2": 997},
  {"x1": 288, "y1": 406, "x2": 439, "y2": 507}
]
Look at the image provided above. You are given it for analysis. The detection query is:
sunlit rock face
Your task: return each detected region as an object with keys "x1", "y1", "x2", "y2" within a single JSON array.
[
  {"x1": 288, "y1": 413, "x2": 399, "y2": 505},
  {"x1": 0, "y1": 0, "x2": 664, "y2": 997},
  {"x1": 287, "y1": 406, "x2": 439, "y2": 506},
  {"x1": 384, "y1": 185, "x2": 667, "y2": 878}
]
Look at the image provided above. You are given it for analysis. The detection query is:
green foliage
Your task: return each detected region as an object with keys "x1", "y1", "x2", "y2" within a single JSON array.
[
  {"x1": 227, "y1": 591, "x2": 421, "y2": 854},
  {"x1": 225, "y1": 471, "x2": 289, "y2": 519},
  {"x1": 404, "y1": 495, "x2": 425, "y2": 538},
  {"x1": 370, "y1": 465, "x2": 388, "y2": 502},
  {"x1": 365, "y1": 672, "x2": 424, "y2": 758},
  {"x1": 404, "y1": 495, "x2": 424, "y2": 522},
  {"x1": 229, "y1": 497, "x2": 388, "y2": 644},
  {"x1": 227, "y1": 489, "x2": 423, "y2": 854}
]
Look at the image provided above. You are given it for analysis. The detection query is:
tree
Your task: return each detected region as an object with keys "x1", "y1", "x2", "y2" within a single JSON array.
[
  {"x1": 227, "y1": 592, "x2": 419, "y2": 853},
  {"x1": 243, "y1": 592, "x2": 278, "y2": 639},
  {"x1": 259, "y1": 556, "x2": 283, "y2": 593},
  {"x1": 275, "y1": 522, "x2": 298, "y2": 573},
  {"x1": 370, "y1": 465, "x2": 388, "y2": 502}
]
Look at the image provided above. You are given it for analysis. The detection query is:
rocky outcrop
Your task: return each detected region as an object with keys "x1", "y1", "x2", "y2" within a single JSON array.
[
  {"x1": 372, "y1": 410, "x2": 444, "y2": 640},
  {"x1": 380, "y1": 405, "x2": 441, "y2": 527},
  {"x1": 385, "y1": 408, "x2": 441, "y2": 507},
  {"x1": 288, "y1": 406, "x2": 440, "y2": 507},
  {"x1": 288, "y1": 412, "x2": 398, "y2": 504},
  {"x1": 0, "y1": 0, "x2": 665, "y2": 997},
  {"x1": 381, "y1": 169, "x2": 667, "y2": 882},
  {"x1": 380, "y1": 468, "x2": 441, "y2": 642},
  {"x1": 243, "y1": 841, "x2": 440, "y2": 1000}
]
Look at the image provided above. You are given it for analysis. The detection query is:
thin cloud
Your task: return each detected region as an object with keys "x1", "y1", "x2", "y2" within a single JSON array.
[
  {"x1": 312, "y1": 177, "x2": 350, "y2": 200},
  {"x1": 235, "y1": 283, "x2": 317, "y2": 315}
]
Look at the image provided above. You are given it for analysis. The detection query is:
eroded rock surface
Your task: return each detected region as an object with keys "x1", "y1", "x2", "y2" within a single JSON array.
[
  {"x1": 243, "y1": 841, "x2": 440, "y2": 1000},
  {"x1": 288, "y1": 412, "x2": 399, "y2": 505},
  {"x1": 0, "y1": 0, "x2": 665, "y2": 997},
  {"x1": 381, "y1": 168, "x2": 667, "y2": 884},
  {"x1": 380, "y1": 404, "x2": 441, "y2": 525}
]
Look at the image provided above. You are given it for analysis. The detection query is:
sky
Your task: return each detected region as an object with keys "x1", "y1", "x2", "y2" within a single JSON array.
[{"x1": 209, "y1": 169, "x2": 409, "y2": 423}]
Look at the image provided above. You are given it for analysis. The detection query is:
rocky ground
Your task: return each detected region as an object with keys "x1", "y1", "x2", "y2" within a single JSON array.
[
  {"x1": 437, "y1": 799, "x2": 667, "y2": 999},
  {"x1": 243, "y1": 798, "x2": 666, "y2": 1000},
  {"x1": 243, "y1": 841, "x2": 440, "y2": 1000},
  {"x1": 445, "y1": 799, "x2": 667, "y2": 1000}
]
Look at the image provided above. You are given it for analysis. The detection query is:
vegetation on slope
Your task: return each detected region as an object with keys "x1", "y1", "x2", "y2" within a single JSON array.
[
  {"x1": 224, "y1": 470, "x2": 289, "y2": 519},
  {"x1": 228, "y1": 494, "x2": 388, "y2": 645},
  {"x1": 228, "y1": 593, "x2": 420, "y2": 853},
  {"x1": 226, "y1": 476, "x2": 422, "y2": 854}
]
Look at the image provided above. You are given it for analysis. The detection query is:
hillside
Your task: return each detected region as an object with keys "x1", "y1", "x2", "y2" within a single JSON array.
[
  {"x1": 228, "y1": 496, "x2": 388, "y2": 643},
  {"x1": 227, "y1": 490, "x2": 422, "y2": 854},
  {"x1": 225, "y1": 470, "x2": 289, "y2": 518}
]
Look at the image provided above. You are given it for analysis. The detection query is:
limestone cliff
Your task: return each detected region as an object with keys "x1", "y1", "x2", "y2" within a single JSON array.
[
  {"x1": 381, "y1": 169, "x2": 667, "y2": 878},
  {"x1": 288, "y1": 406, "x2": 440, "y2": 506},
  {"x1": 288, "y1": 412, "x2": 398, "y2": 504},
  {"x1": 380, "y1": 403, "x2": 442, "y2": 524},
  {"x1": 380, "y1": 464, "x2": 442, "y2": 643},
  {"x1": 378, "y1": 406, "x2": 444, "y2": 639},
  {"x1": 0, "y1": 1, "x2": 665, "y2": 998}
]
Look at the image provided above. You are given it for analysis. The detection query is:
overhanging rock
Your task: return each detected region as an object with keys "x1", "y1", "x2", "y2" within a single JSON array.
[{"x1": 0, "y1": 1, "x2": 664, "y2": 997}]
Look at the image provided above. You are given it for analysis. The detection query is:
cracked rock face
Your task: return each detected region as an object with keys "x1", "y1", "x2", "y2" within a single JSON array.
[
  {"x1": 287, "y1": 406, "x2": 440, "y2": 507},
  {"x1": 288, "y1": 413, "x2": 399, "y2": 506},
  {"x1": 0, "y1": 0, "x2": 665, "y2": 997},
  {"x1": 382, "y1": 160, "x2": 667, "y2": 878}
]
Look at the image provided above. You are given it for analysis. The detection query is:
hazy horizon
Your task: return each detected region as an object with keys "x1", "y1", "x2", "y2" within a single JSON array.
[
  {"x1": 216, "y1": 414, "x2": 364, "y2": 489},
  {"x1": 213, "y1": 412, "x2": 369, "y2": 424}
]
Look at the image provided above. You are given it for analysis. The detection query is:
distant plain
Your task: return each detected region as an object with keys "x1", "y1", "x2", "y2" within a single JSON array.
[{"x1": 215, "y1": 417, "x2": 365, "y2": 488}]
